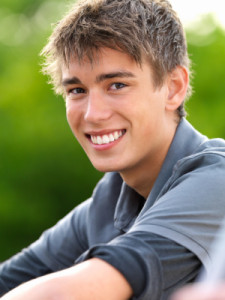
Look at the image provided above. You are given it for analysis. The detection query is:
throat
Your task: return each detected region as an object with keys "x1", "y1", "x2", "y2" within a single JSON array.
[
  {"x1": 119, "y1": 151, "x2": 166, "y2": 199},
  {"x1": 120, "y1": 168, "x2": 158, "y2": 199},
  {"x1": 120, "y1": 124, "x2": 176, "y2": 198}
]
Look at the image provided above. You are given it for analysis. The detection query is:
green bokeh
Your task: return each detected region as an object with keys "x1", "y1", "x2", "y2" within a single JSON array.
[
  {"x1": 186, "y1": 14, "x2": 225, "y2": 138},
  {"x1": 0, "y1": 0, "x2": 103, "y2": 260},
  {"x1": 0, "y1": 2, "x2": 225, "y2": 261}
]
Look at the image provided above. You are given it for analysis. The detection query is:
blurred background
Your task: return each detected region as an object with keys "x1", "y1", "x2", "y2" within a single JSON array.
[{"x1": 0, "y1": 0, "x2": 225, "y2": 261}]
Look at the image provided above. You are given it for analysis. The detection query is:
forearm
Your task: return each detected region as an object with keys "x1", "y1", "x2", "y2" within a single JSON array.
[
  {"x1": 1, "y1": 258, "x2": 133, "y2": 300},
  {"x1": 78, "y1": 232, "x2": 201, "y2": 299}
]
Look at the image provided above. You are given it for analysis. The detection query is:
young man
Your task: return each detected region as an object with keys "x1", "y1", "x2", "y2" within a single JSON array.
[{"x1": 0, "y1": 0, "x2": 225, "y2": 299}]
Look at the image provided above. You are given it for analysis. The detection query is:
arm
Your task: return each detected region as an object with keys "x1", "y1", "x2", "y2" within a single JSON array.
[
  {"x1": 1, "y1": 258, "x2": 133, "y2": 300},
  {"x1": 0, "y1": 231, "x2": 200, "y2": 300}
]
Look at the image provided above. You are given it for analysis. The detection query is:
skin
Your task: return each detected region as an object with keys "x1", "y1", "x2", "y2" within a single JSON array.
[
  {"x1": 1, "y1": 258, "x2": 133, "y2": 300},
  {"x1": 171, "y1": 282, "x2": 225, "y2": 300},
  {"x1": 1, "y1": 47, "x2": 189, "y2": 299},
  {"x1": 63, "y1": 47, "x2": 188, "y2": 198}
]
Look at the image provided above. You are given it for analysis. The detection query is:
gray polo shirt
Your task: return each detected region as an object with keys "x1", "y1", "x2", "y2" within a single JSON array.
[{"x1": 1, "y1": 118, "x2": 225, "y2": 299}]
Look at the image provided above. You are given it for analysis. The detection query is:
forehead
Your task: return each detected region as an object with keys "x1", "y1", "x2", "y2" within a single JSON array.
[{"x1": 61, "y1": 47, "x2": 153, "y2": 80}]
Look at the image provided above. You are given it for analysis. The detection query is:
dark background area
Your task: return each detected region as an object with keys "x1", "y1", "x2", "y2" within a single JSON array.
[{"x1": 0, "y1": 1, "x2": 224, "y2": 261}]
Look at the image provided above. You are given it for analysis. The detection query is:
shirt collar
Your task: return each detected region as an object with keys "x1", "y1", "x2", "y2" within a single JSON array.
[{"x1": 114, "y1": 183, "x2": 145, "y2": 231}]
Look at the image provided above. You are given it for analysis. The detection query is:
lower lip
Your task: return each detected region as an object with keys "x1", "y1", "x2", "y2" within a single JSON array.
[{"x1": 89, "y1": 134, "x2": 125, "y2": 151}]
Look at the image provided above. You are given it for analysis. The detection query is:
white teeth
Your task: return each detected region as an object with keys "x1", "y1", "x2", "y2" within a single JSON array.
[
  {"x1": 90, "y1": 130, "x2": 124, "y2": 145},
  {"x1": 91, "y1": 136, "x2": 97, "y2": 144},
  {"x1": 109, "y1": 134, "x2": 114, "y2": 142},
  {"x1": 97, "y1": 136, "x2": 103, "y2": 145},
  {"x1": 102, "y1": 135, "x2": 110, "y2": 144},
  {"x1": 113, "y1": 131, "x2": 119, "y2": 140}
]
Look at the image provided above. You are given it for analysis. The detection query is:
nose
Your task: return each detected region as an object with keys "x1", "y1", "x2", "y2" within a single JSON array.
[{"x1": 84, "y1": 91, "x2": 112, "y2": 123}]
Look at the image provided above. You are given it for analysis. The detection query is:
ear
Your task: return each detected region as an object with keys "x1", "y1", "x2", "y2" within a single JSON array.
[{"x1": 165, "y1": 66, "x2": 189, "y2": 112}]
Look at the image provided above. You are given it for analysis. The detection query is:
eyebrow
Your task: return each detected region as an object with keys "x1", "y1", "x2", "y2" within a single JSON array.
[
  {"x1": 95, "y1": 71, "x2": 135, "y2": 83},
  {"x1": 62, "y1": 77, "x2": 82, "y2": 86},
  {"x1": 62, "y1": 71, "x2": 135, "y2": 86}
]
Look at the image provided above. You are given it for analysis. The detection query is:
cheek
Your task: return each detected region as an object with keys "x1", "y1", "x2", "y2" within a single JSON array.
[
  {"x1": 66, "y1": 108, "x2": 84, "y2": 145},
  {"x1": 66, "y1": 101, "x2": 82, "y2": 127},
  {"x1": 66, "y1": 108, "x2": 80, "y2": 138},
  {"x1": 66, "y1": 107, "x2": 74, "y2": 129}
]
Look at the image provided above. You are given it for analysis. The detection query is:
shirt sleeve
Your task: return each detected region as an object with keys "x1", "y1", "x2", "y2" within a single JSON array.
[
  {"x1": 0, "y1": 249, "x2": 51, "y2": 296},
  {"x1": 0, "y1": 198, "x2": 91, "y2": 295},
  {"x1": 30, "y1": 198, "x2": 91, "y2": 271},
  {"x1": 76, "y1": 231, "x2": 201, "y2": 300},
  {"x1": 0, "y1": 278, "x2": 9, "y2": 297},
  {"x1": 129, "y1": 151, "x2": 225, "y2": 273}
]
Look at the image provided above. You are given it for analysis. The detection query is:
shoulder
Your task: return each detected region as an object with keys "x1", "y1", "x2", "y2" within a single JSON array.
[
  {"x1": 161, "y1": 138, "x2": 225, "y2": 205},
  {"x1": 173, "y1": 138, "x2": 225, "y2": 178},
  {"x1": 131, "y1": 139, "x2": 225, "y2": 271}
]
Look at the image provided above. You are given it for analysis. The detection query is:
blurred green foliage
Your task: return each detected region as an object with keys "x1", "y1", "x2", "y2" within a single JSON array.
[
  {"x1": 0, "y1": 0, "x2": 103, "y2": 260},
  {"x1": 0, "y1": 1, "x2": 225, "y2": 261},
  {"x1": 186, "y1": 15, "x2": 225, "y2": 138}
]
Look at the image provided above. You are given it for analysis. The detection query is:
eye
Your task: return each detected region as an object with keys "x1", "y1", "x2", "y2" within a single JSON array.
[
  {"x1": 68, "y1": 87, "x2": 86, "y2": 94},
  {"x1": 110, "y1": 82, "x2": 127, "y2": 90}
]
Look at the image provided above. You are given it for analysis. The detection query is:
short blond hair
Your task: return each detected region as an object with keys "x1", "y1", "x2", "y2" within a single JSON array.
[{"x1": 41, "y1": 0, "x2": 192, "y2": 117}]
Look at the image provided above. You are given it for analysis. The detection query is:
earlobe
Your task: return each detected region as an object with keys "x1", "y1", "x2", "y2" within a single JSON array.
[{"x1": 166, "y1": 66, "x2": 189, "y2": 112}]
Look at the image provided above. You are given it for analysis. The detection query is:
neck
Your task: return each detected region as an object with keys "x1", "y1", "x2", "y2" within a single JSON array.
[
  {"x1": 120, "y1": 120, "x2": 178, "y2": 199},
  {"x1": 120, "y1": 151, "x2": 164, "y2": 198}
]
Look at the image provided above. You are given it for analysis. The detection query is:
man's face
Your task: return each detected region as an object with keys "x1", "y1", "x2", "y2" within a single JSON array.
[{"x1": 62, "y1": 48, "x2": 174, "y2": 178}]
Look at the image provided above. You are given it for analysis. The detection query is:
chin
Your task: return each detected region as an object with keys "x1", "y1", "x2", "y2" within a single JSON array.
[
  {"x1": 93, "y1": 165, "x2": 118, "y2": 173},
  {"x1": 91, "y1": 161, "x2": 123, "y2": 173}
]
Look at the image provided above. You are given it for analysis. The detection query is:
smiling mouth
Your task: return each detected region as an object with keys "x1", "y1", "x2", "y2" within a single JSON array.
[{"x1": 87, "y1": 130, "x2": 126, "y2": 145}]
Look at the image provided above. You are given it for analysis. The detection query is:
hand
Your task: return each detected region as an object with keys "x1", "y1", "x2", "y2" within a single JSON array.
[{"x1": 171, "y1": 282, "x2": 225, "y2": 300}]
